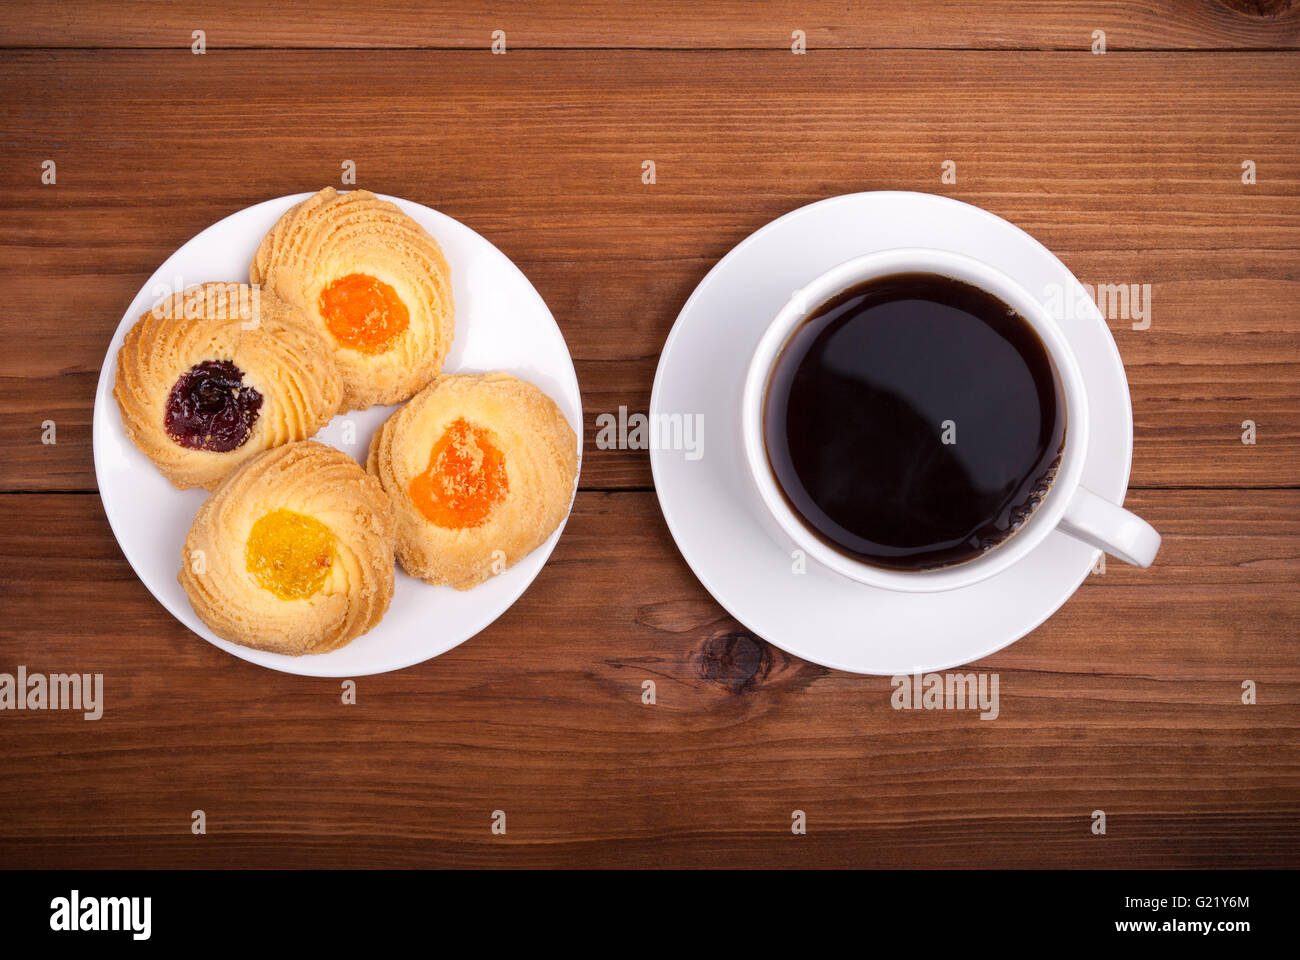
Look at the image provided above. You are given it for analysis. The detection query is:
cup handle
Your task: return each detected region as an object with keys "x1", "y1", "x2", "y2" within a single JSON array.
[{"x1": 1058, "y1": 486, "x2": 1161, "y2": 568}]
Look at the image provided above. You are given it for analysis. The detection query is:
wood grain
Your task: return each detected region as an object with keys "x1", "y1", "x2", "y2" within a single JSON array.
[
  {"x1": 1, "y1": 0, "x2": 1297, "y2": 50},
  {"x1": 0, "y1": 51, "x2": 1296, "y2": 490},
  {"x1": 0, "y1": 490, "x2": 1295, "y2": 869},
  {"x1": 0, "y1": 10, "x2": 1297, "y2": 872}
]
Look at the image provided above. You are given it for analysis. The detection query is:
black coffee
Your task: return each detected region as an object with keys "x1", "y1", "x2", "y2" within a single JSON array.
[{"x1": 763, "y1": 272, "x2": 1065, "y2": 571}]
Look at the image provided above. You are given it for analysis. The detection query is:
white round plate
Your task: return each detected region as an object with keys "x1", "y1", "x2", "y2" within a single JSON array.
[
  {"x1": 650, "y1": 191, "x2": 1132, "y2": 675},
  {"x1": 94, "y1": 193, "x2": 583, "y2": 677}
]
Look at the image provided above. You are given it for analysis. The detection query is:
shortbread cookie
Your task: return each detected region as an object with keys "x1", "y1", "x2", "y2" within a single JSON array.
[
  {"x1": 179, "y1": 441, "x2": 397, "y2": 656},
  {"x1": 113, "y1": 282, "x2": 343, "y2": 490},
  {"x1": 366, "y1": 372, "x2": 578, "y2": 590},
  {"x1": 250, "y1": 187, "x2": 455, "y2": 411}
]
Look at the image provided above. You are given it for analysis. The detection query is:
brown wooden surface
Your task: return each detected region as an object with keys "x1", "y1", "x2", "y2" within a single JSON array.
[
  {"x1": 0, "y1": 2, "x2": 1297, "y2": 869},
  {"x1": 2, "y1": 1, "x2": 1298, "y2": 49}
]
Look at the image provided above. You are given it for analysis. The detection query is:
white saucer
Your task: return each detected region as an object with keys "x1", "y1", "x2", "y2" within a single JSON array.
[
  {"x1": 649, "y1": 192, "x2": 1132, "y2": 675},
  {"x1": 93, "y1": 193, "x2": 582, "y2": 677}
]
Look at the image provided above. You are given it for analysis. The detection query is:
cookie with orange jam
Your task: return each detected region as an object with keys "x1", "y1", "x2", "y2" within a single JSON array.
[
  {"x1": 250, "y1": 187, "x2": 454, "y2": 411},
  {"x1": 366, "y1": 373, "x2": 578, "y2": 590},
  {"x1": 179, "y1": 441, "x2": 397, "y2": 655},
  {"x1": 113, "y1": 282, "x2": 343, "y2": 490}
]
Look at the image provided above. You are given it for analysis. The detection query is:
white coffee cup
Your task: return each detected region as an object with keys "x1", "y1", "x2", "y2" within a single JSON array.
[{"x1": 740, "y1": 247, "x2": 1160, "y2": 593}]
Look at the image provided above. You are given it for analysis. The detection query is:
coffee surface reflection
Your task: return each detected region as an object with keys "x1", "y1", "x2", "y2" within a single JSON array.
[{"x1": 763, "y1": 272, "x2": 1066, "y2": 571}]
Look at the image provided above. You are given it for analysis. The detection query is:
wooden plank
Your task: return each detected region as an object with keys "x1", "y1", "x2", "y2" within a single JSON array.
[
  {"x1": 0, "y1": 489, "x2": 1295, "y2": 868},
  {"x1": 1, "y1": 1, "x2": 1298, "y2": 50},
  {"x1": 0, "y1": 50, "x2": 1296, "y2": 490}
]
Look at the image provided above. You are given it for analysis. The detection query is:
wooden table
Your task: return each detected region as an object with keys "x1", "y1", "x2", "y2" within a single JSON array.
[{"x1": 1, "y1": 2, "x2": 1297, "y2": 869}]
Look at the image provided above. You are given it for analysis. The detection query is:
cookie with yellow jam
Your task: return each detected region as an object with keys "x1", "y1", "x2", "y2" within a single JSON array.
[
  {"x1": 366, "y1": 373, "x2": 578, "y2": 590},
  {"x1": 250, "y1": 187, "x2": 455, "y2": 411},
  {"x1": 179, "y1": 441, "x2": 397, "y2": 655},
  {"x1": 113, "y1": 282, "x2": 343, "y2": 490}
]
